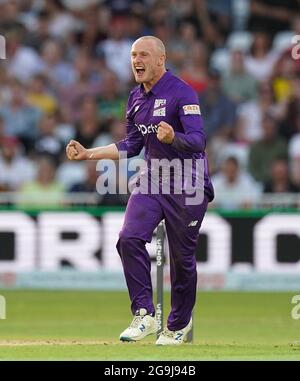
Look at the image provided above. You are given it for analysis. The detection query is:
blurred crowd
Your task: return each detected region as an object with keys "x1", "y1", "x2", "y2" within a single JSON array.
[{"x1": 0, "y1": 0, "x2": 300, "y2": 209}]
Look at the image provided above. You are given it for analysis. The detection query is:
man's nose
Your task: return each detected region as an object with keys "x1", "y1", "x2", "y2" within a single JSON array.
[{"x1": 134, "y1": 56, "x2": 142, "y2": 64}]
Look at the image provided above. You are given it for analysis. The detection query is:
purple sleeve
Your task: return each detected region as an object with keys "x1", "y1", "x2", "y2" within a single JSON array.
[
  {"x1": 171, "y1": 85, "x2": 206, "y2": 153},
  {"x1": 115, "y1": 95, "x2": 144, "y2": 158}
]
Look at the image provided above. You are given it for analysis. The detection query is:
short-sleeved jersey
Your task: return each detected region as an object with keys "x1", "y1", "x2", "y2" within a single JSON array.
[{"x1": 116, "y1": 70, "x2": 214, "y2": 201}]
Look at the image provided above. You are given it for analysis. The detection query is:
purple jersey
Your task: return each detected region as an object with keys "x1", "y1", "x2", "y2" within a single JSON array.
[{"x1": 115, "y1": 70, "x2": 214, "y2": 201}]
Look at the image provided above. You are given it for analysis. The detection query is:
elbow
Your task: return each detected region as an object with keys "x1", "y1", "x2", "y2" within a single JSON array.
[
  {"x1": 189, "y1": 136, "x2": 206, "y2": 153},
  {"x1": 192, "y1": 145, "x2": 205, "y2": 153},
  {"x1": 171, "y1": 133, "x2": 206, "y2": 153},
  {"x1": 182, "y1": 136, "x2": 206, "y2": 153}
]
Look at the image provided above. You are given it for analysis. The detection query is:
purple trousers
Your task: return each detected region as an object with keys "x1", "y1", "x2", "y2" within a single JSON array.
[{"x1": 116, "y1": 192, "x2": 208, "y2": 331}]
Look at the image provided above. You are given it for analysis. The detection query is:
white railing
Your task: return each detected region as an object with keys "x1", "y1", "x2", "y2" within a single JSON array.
[
  {"x1": 0, "y1": 192, "x2": 102, "y2": 206},
  {"x1": 0, "y1": 192, "x2": 299, "y2": 208}
]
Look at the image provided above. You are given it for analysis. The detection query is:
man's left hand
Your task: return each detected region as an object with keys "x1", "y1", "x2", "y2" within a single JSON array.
[{"x1": 157, "y1": 121, "x2": 175, "y2": 144}]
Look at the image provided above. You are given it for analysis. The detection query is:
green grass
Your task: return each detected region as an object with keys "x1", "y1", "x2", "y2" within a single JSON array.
[{"x1": 0, "y1": 290, "x2": 299, "y2": 360}]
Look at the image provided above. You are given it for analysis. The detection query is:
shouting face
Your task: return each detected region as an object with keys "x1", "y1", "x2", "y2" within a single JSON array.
[{"x1": 131, "y1": 37, "x2": 166, "y2": 90}]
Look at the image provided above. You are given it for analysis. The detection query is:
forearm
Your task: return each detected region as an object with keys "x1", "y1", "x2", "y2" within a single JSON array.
[
  {"x1": 87, "y1": 144, "x2": 120, "y2": 160},
  {"x1": 251, "y1": 1, "x2": 291, "y2": 21}
]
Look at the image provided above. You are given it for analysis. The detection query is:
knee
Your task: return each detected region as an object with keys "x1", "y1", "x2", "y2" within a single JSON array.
[
  {"x1": 116, "y1": 234, "x2": 143, "y2": 255},
  {"x1": 116, "y1": 234, "x2": 131, "y2": 252},
  {"x1": 172, "y1": 254, "x2": 196, "y2": 273}
]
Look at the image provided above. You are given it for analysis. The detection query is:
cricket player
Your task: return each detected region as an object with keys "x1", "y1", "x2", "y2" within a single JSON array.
[{"x1": 66, "y1": 36, "x2": 214, "y2": 345}]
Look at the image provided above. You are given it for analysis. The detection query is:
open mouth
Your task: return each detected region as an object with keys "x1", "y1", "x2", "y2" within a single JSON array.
[{"x1": 135, "y1": 67, "x2": 145, "y2": 75}]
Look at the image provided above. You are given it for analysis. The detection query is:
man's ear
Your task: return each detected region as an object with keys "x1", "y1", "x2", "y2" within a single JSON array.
[{"x1": 158, "y1": 54, "x2": 166, "y2": 67}]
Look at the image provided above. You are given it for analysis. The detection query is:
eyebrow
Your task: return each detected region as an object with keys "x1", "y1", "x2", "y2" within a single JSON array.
[{"x1": 131, "y1": 50, "x2": 149, "y2": 54}]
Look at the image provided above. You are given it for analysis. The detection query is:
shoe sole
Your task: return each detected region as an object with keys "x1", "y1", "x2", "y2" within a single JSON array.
[
  {"x1": 120, "y1": 328, "x2": 158, "y2": 342},
  {"x1": 120, "y1": 336, "x2": 136, "y2": 342}
]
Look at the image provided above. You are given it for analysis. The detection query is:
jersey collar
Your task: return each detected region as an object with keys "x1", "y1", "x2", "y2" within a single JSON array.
[{"x1": 140, "y1": 70, "x2": 172, "y2": 96}]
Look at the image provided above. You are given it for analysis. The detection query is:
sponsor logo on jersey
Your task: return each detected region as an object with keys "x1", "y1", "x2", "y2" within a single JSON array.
[
  {"x1": 153, "y1": 107, "x2": 166, "y2": 116},
  {"x1": 154, "y1": 99, "x2": 166, "y2": 108},
  {"x1": 136, "y1": 123, "x2": 158, "y2": 136},
  {"x1": 182, "y1": 104, "x2": 201, "y2": 115}
]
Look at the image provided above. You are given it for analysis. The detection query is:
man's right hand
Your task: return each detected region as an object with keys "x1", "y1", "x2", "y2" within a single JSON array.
[{"x1": 66, "y1": 140, "x2": 88, "y2": 160}]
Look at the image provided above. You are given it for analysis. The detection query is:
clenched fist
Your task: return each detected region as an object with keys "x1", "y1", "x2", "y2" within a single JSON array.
[
  {"x1": 66, "y1": 140, "x2": 88, "y2": 160},
  {"x1": 157, "y1": 121, "x2": 175, "y2": 144}
]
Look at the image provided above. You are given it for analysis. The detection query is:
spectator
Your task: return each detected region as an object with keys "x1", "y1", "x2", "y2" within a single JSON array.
[
  {"x1": 56, "y1": 159, "x2": 86, "y2": 191},
  {"x1": 272, "y1": 54, "x2": 297, "y2": 103},
  {"x1": 222, "y1": 50, "x2": 257, "y2": 104},
  {"x1": 63, "y1": 0, "x2": 103, "y2": 12},
  {"x1": 179, "y1": 40, "x2": 208, "y2": 94},
  {"x1": 73, "y1": 4, "x2": 107, "y2": 55},
  {"x1": 290, "y1": 15, "x2": 300, "y2": 73},
  {"x1": 148, "y1": 0, "x2": 171, "y2": 29},
  {"x1": 69, "y1": 160, "x2": 129, "y2": 205},
  {"x1": 264, "y1": 158, "x2": 299, "y2": 193},
  {"x1": 288, "y1": 115, "x2": 300, "y2": 186},
  {"x1": 0, "y1": 67, "x2": 9, "y2": 105},
  {"x1": 59, "y1": 52, "x2": 103, "y2": 123},
  {"x1": 97, "y1": 71, "x2": 127, "y2": 124},
  {"x1": 24, "y1": 10, "x2": 51, "y2": 52},
  {"x1": 0, "y1": 78, "x2": 42, "y2": 151},
  {"x1": 0, "y1": 136, "x2": 36, "y2": 191},
  {"x1": 0, "y1": 116, "x2": 5, "y2": 140},
  {"x1": 279, "y1": 74, "x2": 300, "y2": 140},
  {"x1": 51, "y1": 109, "x2": 76, "y2": 145},
  {"x1": 248, "y1": 113, "x2": 288, "y2": 183},
  {"x1": 168, "y1": 22, "x2": 198, "y2": 71},
  {"x1": 40, "y1": 39, "x2": 76, "y2": 89},
  {"x1": 3, "y1": 26, "x2": 44, "y2": 83},
  {"x1": 236, "y1": 81, "x2": 279, "y2": 143},
  {"x1": 245, "y1": 31, "x2": 279, "y2": 82},
  {"x1": 194, "y1": 0, "x2": 232, "y2": 51},
  {"x1": 127, "y1": 10, "x2": 149, "y2": 41},
  {"x1": 74, "y1": 97, "x2": 106, "y2": 148},
  {"x1": 94, "y1": 117, "x2": 126, "y2": 146},
  {"x1": 104, "y1": 0, "x2": 143, "y2": 16},
  {"x1": 0, "y1": 1, "x2": 23, "y2": 26},
  {"x1": 43, "y1": 0, "x2": 77, "y2": 39},
  {"x1": 33, "y1": 114, "x2": 65, "y2": 164},
  {"x1": 211, "y1": 156, "x2": 262, "y2": 209},
  {"x1": 93, "y1": 118, "x2": 140, "y2": 181},
  {"x1": 247, "y1": 0, "x2": 299, "y2": 36},
  {"x1": 97, "y1": 16, "x2": 132, "y2": 84},
  {"x1": 17, "y1": 156, "x2": 64, "y2": 208},
  {"x1": 69, "y1": 160, "x2": 98, "y2": 193},
  {"x1": 199, "y1": 68, "x2": 237, "y2": 141},
  {"x1": 27, "y1": 74, "x2": 57, "y2": 115}
]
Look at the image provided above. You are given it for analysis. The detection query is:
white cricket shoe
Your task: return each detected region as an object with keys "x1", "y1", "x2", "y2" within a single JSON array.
[
  {"x1": 119, "y1": 308, "x2": 158, "y2": 342},
  {"x1": 155, "y1": 318, "x2": 192, "y2": 345}
]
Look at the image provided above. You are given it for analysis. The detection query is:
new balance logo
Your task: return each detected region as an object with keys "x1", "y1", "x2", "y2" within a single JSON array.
[
  {"x1": 175, "y1": 333, "x2": 183, "y2": 341},
  {"x1": 188, "y1": 220, "x2": 198, "y2": 227},
  {"x1": 139, "y1": 324, "x2": 146, "y2": 332}
]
